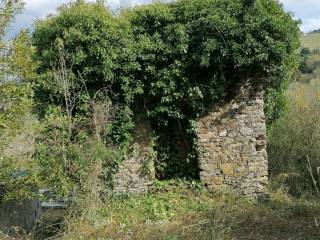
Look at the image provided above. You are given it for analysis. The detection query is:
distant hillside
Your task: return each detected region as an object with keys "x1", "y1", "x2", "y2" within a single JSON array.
[
  {"x1": 302, "y1": 32, "x2": 320, "y2": 50},
  {"x1": 310, "y1": 29, "x2": 320, "y2": 34}
]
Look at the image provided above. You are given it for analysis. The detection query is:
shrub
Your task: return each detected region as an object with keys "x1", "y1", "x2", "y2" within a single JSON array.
[
  {"x1": 32, "y1": 1, "x2": 139, "y2": 145},
  {"x1": 300, "y1": 47, "x2": 311, "y2": 57},
  {"x1": 34, "y1": 106, "x2": 122, "y2": 197}
]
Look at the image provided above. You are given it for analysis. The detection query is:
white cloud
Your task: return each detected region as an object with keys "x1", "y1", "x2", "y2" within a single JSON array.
[
  {"x1": 302, "y1": 17, "x2": 320, "y2": 33},
  {"x1": 7, "y1": 0, "x2": 121, "y2": 38},
  {"x1": 7, "y1": 0, "x2": 320, "y2": 38},
  {"x1": 280, "y1": 0, "x2": 320, "y2": 32}
]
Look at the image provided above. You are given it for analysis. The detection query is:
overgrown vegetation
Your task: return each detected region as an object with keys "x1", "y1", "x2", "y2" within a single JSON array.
[
  {"x1": 268, "y1": 38, "x2": 320, "y2": 197},
  {"x1": 4, "y1": 180, "x2": 320, "y2": 240},
  {"x1": 59, "y1": 181, "x2": 320, "y2": 240},
  {"x1": 32, "y1": 0, "x2": 299, "y2": 180},
  {"x1": 3, "y1": 0, "x2": 320, "y2": 239},
  {"x1": 0, "y1": 0, "x2": 37, "y2": 201}
]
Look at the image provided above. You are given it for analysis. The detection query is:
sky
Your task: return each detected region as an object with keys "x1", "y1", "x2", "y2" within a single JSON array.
[
  {"x1": 281, "y1": 0, "x2": 320, "y2": 33},
  {"x1": 6, "y1": 0, "x2": 320, "y2": 38}
]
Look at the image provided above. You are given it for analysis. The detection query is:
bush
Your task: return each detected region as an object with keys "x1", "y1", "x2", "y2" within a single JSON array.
[
  {"x1": 300, "y1": 47, "x2": 311, "y2": 57},
  {"x1": 0, "y1": 156, "x2": 38, "y2": 202},
  {"x1": 32, "y1": 1, "x2": 138, "y2": 145},
  {"x1": 34, "y1": 106, "x2": 122, "y2": 197}
]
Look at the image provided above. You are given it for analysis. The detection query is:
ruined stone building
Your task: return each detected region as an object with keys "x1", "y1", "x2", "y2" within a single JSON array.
[{"x1": 114, "y1": 81, "x2": 269, "y2": 198}]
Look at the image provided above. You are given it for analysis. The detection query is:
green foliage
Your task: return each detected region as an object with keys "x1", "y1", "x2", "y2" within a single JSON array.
[
  {"x1": 32, "y1": 0, "x2": 300, "y2": 123},
  {"x1": 300, "y1": 47, "x2": 311, "y2": 57},
  {"x1": 9, "y1": 30, "x2": 37, "y2": 80},
  {"x1": 32, "y1": 0, "x2": 300, "y2": 179},
  {"x1": 0, "y1": 0, "x2": 25, "y2": 81},
  {"x1": 0, "y1": 0, "x2": 24, "y2": 39},
  {"x1": 264, "y1": 81, "x2": 289, "y2": 127},
  {"x1": 0, "y1": 156, "x2": 38, "y2": 202},
  {"x1": 32, "y1": 1, "x2": 139, "y2": 144},
  {"x1": 130, "y1": 0, "x2": 299, "y2": 121},
  {"x1": 67, "y1": 140, "x2": 122, "y2": 196},
  {"x1": 0, "y1": 5, "x2": 38, "y2": 201},
  {"x1": 154, "y1": 119, "x2": 199, "y2": 179},
  {"x1": 34, "y1": 106, "x2": 122, "y2": 196},
  {"x1": 0, "y1": 83, "x2": 33, "y2": 139},
  {"x1": 34, "y1": 106, "x2": 74, "y2": 195},
  {"x1": 0, "y1": 30, "x2": 35, "y2": 144}
]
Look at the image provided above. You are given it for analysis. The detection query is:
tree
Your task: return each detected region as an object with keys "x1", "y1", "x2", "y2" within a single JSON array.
[
  {"x1": 0, "y1": 30, "x2": 34, "y2": 144},
  {"x1": 0, "y1": 1, "x2": 39, "y2": 202},
  {"x1": 0, "y1": 1, "x2": 29, "y2": 138},
  {"x1": 0, "y1": 0, "x2": 24, "y2": 81},
  {"x1": 0, "y1": 0, "x2": 24, "y2": 39},
  {"x1": 32, "y1": 1, "x2": 139, "y2": 144}
]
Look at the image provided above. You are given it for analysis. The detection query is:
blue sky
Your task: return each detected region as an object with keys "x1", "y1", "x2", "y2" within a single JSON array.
[
  {"x1": 281, "y1": 0, "x2": 320, "y2": 32},
  {"x1": 7, "y1": 0, "x2": 320, "y2": 38}
]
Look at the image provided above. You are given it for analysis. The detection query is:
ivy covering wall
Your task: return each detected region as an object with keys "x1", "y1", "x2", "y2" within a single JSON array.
[{"x1": 32, "y1": 0, "x2": 300, "y2": 180}]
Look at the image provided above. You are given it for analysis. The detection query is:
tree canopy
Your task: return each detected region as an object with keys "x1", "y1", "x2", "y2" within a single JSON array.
[
  {"x1": 0, "y1": 0, "x2": 24, "y2": 40},
  {"x1": 0, "y1": 1, "x2": 32, "y2": 139}
]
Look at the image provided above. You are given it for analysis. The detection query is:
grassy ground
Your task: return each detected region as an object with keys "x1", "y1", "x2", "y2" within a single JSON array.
[
  {"x1": 302, "y1": 32, "x2": 320, "y2": 50},
  {"x1": 59, "y1": 181, "x2": 320, "y2": 240},
  {"x1": 0, "y1": 181, "x2": 319, "y2": 239}
]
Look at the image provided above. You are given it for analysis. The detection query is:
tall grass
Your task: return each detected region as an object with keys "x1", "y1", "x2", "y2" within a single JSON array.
[
  {"x1": 60, "y1": 181, "x2": 320, "y2": 240},
  {"x1": 268, "y1": 78, "x2": 320, "y2": 196}
]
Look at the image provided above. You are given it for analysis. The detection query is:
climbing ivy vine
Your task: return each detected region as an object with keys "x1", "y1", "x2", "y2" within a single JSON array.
[{"x1": 32, "y1": 0, "x2": 300, "y2": 179}]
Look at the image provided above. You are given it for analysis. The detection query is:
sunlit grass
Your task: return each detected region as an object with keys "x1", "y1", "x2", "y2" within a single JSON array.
[
  {"x1": 61, "y1": 181, "x2": 320, "y2": 240},
  {"x1": 302, "y1": 33, "x2": 320, "y2": 50}
]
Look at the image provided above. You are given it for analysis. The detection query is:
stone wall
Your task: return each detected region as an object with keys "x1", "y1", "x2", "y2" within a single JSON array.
[
  {"x1": 197, "y1": 84, "x2": 268, "y2": 198},
  {"x1": 113, "y1": 115, "x2": 155, "y2": 194},
  {"x1": 113, "y1": 83, "x2": 268, "y2": 197}
]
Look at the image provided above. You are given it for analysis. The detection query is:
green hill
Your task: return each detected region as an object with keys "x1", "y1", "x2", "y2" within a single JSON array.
[{"x1": 302, "y1": 32, "x2": 320, "y2": 49}]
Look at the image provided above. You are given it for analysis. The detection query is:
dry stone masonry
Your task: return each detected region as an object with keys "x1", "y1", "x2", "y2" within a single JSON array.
[
  {"x1": 113, "y1": 144, "x2": 155, "y2": 194},
  {"x1": 114, "y1": 83, "x2": 269, "y2": 197},
  {"x1": 196, "y1": 83, "x2": 268, "y2": 198},
  {"x1": 113, "y1": 116, "x2": 155, "y2": 194}
]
